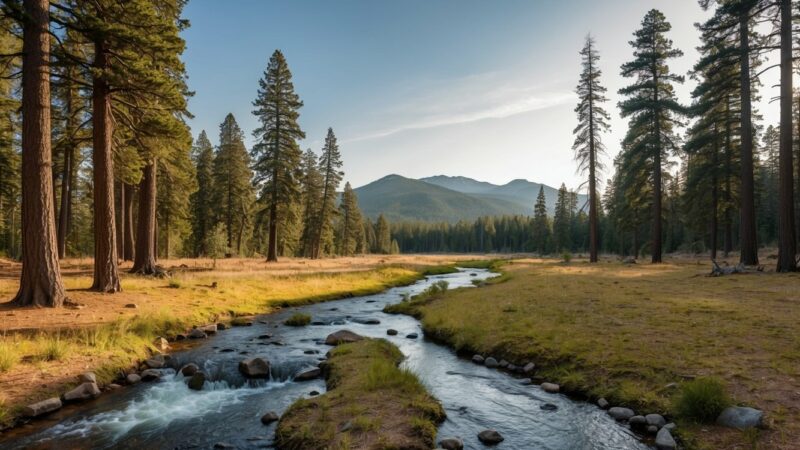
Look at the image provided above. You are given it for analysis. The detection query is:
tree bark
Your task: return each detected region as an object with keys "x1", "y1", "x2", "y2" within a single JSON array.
[
  {"x1": 57, "y1": 140, "x2": 73, "y2": 259},
  {"x1": 651, "y1": 41, "x2": 662, "y2": 264},
  {"x1": 13, "y1": 0, "x2": 66, "y2": 307},
  {"x1": 123, "y1": 183, "x2": 135, "y2": 261},
  {"x1": 738, "y1": 9, "x2": 759, "y2": 265},
  {"x1": 711, "y1": 124, "x2": 720, "y2": 261},
  {"x1": 90, "y1": 38, "x2": 120, "y2": 292},
  {"x1": 776, "y1": 0, "x2": 796, "y2": 272},
  {"x1": 116, "y1": 180, "x2": 124, "y2": 261},
  {"x1": 132, "y1": 161, "x2": 157, "y2": 274},
  {"x1": 587, "y1": 46, "x2": 598, "y2": 263},
  {"x1": 724, "y1": 96, "x2": 733, "y2": 257}
]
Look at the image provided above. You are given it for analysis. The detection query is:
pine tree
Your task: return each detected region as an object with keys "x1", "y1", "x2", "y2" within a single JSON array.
[
  {"x1": 213, "y1": 114, "x2": 254, "y2": 255},
  {"x1": 251, "y1": 50, "x2": 305, "y2": 262},
  {"x1": 375, "y1": 214, "x2": 391, "y2": 254},
  {"x1": 573, "y1": 35, "x2": 610, "y2": 262},
  {"x1": 298, "y1": 149, "x2": 323, "y2": 257},
  {"x1": 531, "y1": 185, "x2": 551, "y2": 254},
  {"x1": 775, "y1": 0, "x2": 795, "y2": 271},
  {"x1": 338, "y1": 182, "x2": 364, "y2": 256},
  {"x1": 312, "y1": 128, "x2": 343, "y2": 258},
  {"x1": 553, "y1": 183, "x2": 573, "y2": 252},
  {"x1": 190, "y1": 131, "x2": 215, "y2": 256},
  {"x1": 0, "y1": 16, "x2": 20, "y2": 259},
  {"x1": 619, "y1": 9, "x2": 686, "y2": 263}
]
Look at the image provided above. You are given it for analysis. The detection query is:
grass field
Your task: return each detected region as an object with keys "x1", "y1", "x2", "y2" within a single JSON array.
[
  {"x1": 406, "y1": 257, "x2": 800, "y2": 450},
  {"x1": 276, "y1": 338, "x2": 445, "y2": 450}
]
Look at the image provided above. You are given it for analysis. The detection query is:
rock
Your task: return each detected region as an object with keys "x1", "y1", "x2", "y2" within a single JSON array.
[
  {"x1": 387, "y1": 329, "x2": 398, "y2": 336},
  {"x1": 353, "y1": 318, "x2": 380, "y2": 325},
  {"x1": 219, "y1": 348, "x2": 235, "y2": 353},
  {"x1": 472, "y1": 354, "x2": 485, "y2": 364},
  {"x1": 199, "y1": 324, "x2": 218, "y2": 334},
  {"x1": 63, "y1": 382, "x2": 101, "y2": 402},
  {"x1": 188, "y1": 372, "x2": 206, "y2": 390},
  {"x1": 647, "y1": 425, "x2": 659, "y2": 434},
  {"x1": 655, "y1": 427, "x2": 677, "y2": 450},
  {"x1": 239, "y1": 357, "x2": 271, "y2": 378},
  {"x1": 188, "y1": 328, "x2": 207, "y2": 339},
  {"x1": 180, "y1": 363, "x2": 200, "y2": 377},
  {"x1": 140, "y1": 369, "x2": 161, "y2": 381},
  {"x1": 22, "y1": 397, "x2": 62, "y2": 417},
  {"x1": 294, "y1": 367, "x2": 321, "y2": 381},
  {"x1": 716, "y1": 406, "x2": 764, "y2": 430},
  {"x1": 507, "y1": 363, "x2": 518, "y2": 372},
  {"x1": 107, "y1": 383, "x2": 122, "y2": 390},
  {"x1": 311, "y1": 321, "x2": 326, "y2": 326},
  {"x1": 324, "y1": 330, "x2": 364, "y2": 346},
  {"x1": 260, "y1": 411, "x2": 279, "y2": 425},
  {"x1": 597, "y1": 398, "x2": 609, "y2": 409},
  {"x1": 608, "y1": 407, "x2": 635, "y2": 421},
  {"x1": 629, "y1": 415, "x2": 647, "y2": 428},
  {"x1": 406, "y1": 333, "x2": 418, "y2": 339},
  {"x1": 540, "y1": 403, "x2": 558, "y2": 411},
  {"x1": 309, "y1": 390, "x2": 320, "y2": 396},
  {"x1": 78, "y1": 372, "x2": 96, "y2": 384},
  {"x1": 257, "y1": 334, "x2": 273, "y2": 340},
  {"x1": 153, "y1": 337, "x2": 170, "y2": 351},
  {"x1": 663, "y1": 422, "x2": 676, "y2": 431},
  {"x1": 519, "y1": 378, "x2": 532, "y2": 385},
  {"x1": 541, "y1": 382, "x2": 560, "y2": 394},
  {"x1": 303, "y1": 350, "x2": 317, "y2": 355},
  {"x1": 144, "y1": 355, "x2": 166, "y2": 369},
  {"x1": 498, "y1": 359, "x2": 509, "y2": 368},
  {"x1": 438, "y1": 437, "x2": 464, "y2": 450},
  {"x1": 523, "y1": 362, "x2": 536, "y2": 374},
  {"x1": 126, "y1": 373, "x2": 141, "y2": 384},
  {"x1": 646, "y1": 413, "x2": 667, "y2": 428},
  {"x1": 484, "y1": 357, "x2": 499, "y2": 368},
  {"x1": 216, "y1": 323, "x2": 228, "y2": 330},
  {"x1": 213, "y1": 443, "x2": 234, "y2": 449},
  {"x1": 477, "y1": 429, "x2": 504, "y2": 445},
  {"x1": 124, "y1": 303, "x2": 137, "y2": 309}
]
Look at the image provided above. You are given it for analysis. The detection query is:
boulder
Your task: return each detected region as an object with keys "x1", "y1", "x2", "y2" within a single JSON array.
[
  {"x1": 629, "y1": 415, "x2": 647, "y2": 428},
  {"x1": 484, "y1": 357, "x2": 499, "y2": 368},
  {"x1": 78, "y1": 372, "x2": 97, "y2": 384},
  {"x1": 608, "y1": 407, "x2": 635, "y2": 421},
  {"x1": 126, "y1": 373, "x2": 141, "y2": 384},
  {"x1": 22, "y1": 397, "x2": 62, "y2": 417},
  {"x1": 324, "y1": 330, "x2": 364, "y2": 346},
  {"x1": 144, "y1": 355, "x2": 165, "y2": 369},
  {"x1": 153, "y1": 337, "x2": 170, "y2": 351},
  {"x1": 541, "y1": 382, "x2": 560, "y2": 394},
  {"x1": 522, "y1": 362, "x2": 536, "y2": 374},
  {"x1": 655, "y1": 427, "x2": 677, "y2": 450},
  {"x1": 472, "y1": 354, "x2": 485, "y2": 364},
  {"x1": 647, "y1": 425, "x2": 658, "y2": 434},
  {"x1": 646, "y1": 413, "x2": 666, "y2": 428},
  {"x1": 188, "y1": 372, "x2": 206, "y2": 390},
  {"x1": 180, "y1": 363, "x2": 200, "y2": 377},
  {"x1": 438, "y1": 437, "x2": 464, "y2": 450},
  {"x1": 477, "y1": 429, "x2": 504, "y2": 445},
  {"x1": 261, "y1": 411, "x2": 279, "y2": 425},
  {"x1": 386, "y1": 329, "x2": 398, "y2": 336},
  {"x1": 406, "y1": 333, "x2": 418, "y2": 339},
  {"x1": 663, "y1": 422, "x2": 676, "y2": 432},
  {"x1": 309, "y1": 390, "x2": 320, "y2": 396},
  {"x1": 294, "y1": 367, "x2": 321, "y2": 381},
  {"x1": 188, "y1": 328, "x2": 207, "y2": 339},
  {"x1": 597, "y1": 398, "x2": 609, "y2": 409},
  {"x1": 239, "y1": 357, "x2": 271, "y2": 378},
  {"x1": 140, "y1": 369, "x2": 161, "y2": 381},
  {"x1": 63, "y1": 382, "x2": 101, "y2": 402},
  {"x1": 716, "y1": 406, "x2": 763, "y2": 430}
]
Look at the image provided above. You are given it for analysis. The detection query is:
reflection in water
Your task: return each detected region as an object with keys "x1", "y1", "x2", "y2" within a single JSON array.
[{"x1": 2, "y1": 269, "x2": 650, "y2": 450}]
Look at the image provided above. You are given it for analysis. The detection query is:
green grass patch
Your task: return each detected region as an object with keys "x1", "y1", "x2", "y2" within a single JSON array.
[
  {"x1": 675, "y1": 377, "x2": 731, "y2": 423},
  {"x1": 284, "y1": 313, "x2": 312, "y2": 327}
]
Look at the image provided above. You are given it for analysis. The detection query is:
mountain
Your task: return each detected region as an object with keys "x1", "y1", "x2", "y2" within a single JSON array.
[
  {"x1": 354, "y1": 175, "x2": 527, "y2": 223},
  {"x1": 354, "y1": 174, "x2": 587, "y2": 223}
]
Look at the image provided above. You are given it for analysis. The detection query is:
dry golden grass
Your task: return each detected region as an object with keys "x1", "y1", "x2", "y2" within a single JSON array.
[{"x1": 411, "y1": 258, "x2": 800, "y2": 449}]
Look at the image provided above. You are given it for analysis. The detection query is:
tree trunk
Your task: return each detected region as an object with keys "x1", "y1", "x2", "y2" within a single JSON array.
[
  {"x1": 651, "y1": 53, "x2": 662, "y2": 264},
  {"x1": 117, "y1": 180, "x2": 124, "y2": 262},
  {"x1": 132, "y1": 161, "x2": 158, "y2": 274},
  {"x1": 90, "y1": 39, "x2": 120, "y2": 292},
  {"x1": 123, "y1": 183, "x2": 135, "y2": 261},
  {"x1": 777, "y1": 0, "x2": 796, "y2": 272},
  {"x1": 738, "y1": 9, "x2": 759, "y2": 265},
  {"x1": 57, "y1": 140, "x2": 73, "y2": 259},
  {"x1": 711, "y1": 124, "x2": 720, "y2": 260},
  {"x1": 13, "y1": 0, "x2": 66, "y2": 307},
  {"x1": 724, "y1": 96, "x2": 733, "y2": 257},
  {"x1": 164, "y1": 210, "x2": 171, "y2": 260}
]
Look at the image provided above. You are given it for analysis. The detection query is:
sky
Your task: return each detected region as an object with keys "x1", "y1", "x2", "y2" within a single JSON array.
[{"x1": 181, "y1": 0, "x2": 781, "y2": 191}]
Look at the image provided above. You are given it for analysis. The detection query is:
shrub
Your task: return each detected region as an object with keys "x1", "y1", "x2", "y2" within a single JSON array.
[
  {"x1": 35, "y1": 336, "x2": 68, "y2": 362},
  {"x1": 167, "y1": 279, "x2": 183, "y2": 289},
  {"x1": 0, "y1": 341, "x2": 19, "y2": 372},
  {"x1": 285, "y1": 313, "x2": 312, "y2": 327},
  {"x1": 561, "y1": 252, "x2": 572, "y2": 263},
  {"x1": 674, "y1": 377, "x2": 731, "y2": 423}
]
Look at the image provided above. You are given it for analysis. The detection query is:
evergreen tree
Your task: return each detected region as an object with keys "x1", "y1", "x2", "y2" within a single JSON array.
[
  {"x1": 573, "y1": 35, "x2": 609, "y2": 262},
  {"x1": 190, "y1": 131, "x2": 215, "y2": 256},
  {"x1": 775, "y1": 0, "x2": 796, "y2": 271},
  {"x1": 619, "y1": 9, "x2": 685, "y2": 263},
  {"x1": 531, "y1": 185, "x2": 550, "y2": 254},
  {"x1": 375, "y1": 214, "x2": 391, "y2": 254},
  {"x1": 298, "y1": 149, "x2": 323, "y2": 257},
  {"x1": 313, "y1": 128, "x2": 343, "y2": 258},
  {"x1": 251, "y1": 50, "x2": 305, "y2": 262},
  {"x1": 213, "y1": 114, "x2": 254, "y2": 255},
  {"x1": 553, "y1": 183, "x2": 573, "y2": 252},
  {"x1": 338, "y1": 182, "x2": 364, "y2": 256}
]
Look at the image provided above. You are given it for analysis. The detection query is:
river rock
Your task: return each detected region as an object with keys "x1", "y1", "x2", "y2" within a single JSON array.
[
  {"x1": 294, "y1": 367, "x2": 321, "y2": 381},
  {"x1": 520, "y1": 378, "x2": 532, "y2": 385},
  {"x1": 716, "y1": 406, "x2": 763, "y2": 429},
  {"x1": 257, "y1": 334, "x2": 272, "y2": 340},
  {"x1": 180, "y1": 363, "x2": 200, "y2": 377},
  {"x1": 22, "y1": 397, "x2": 62, "y2": 417},
  {"x1": 406, "y1": 332, "x2": 418, "y2": 339},
  {"x1": 387, "y1": 329, "x2": 398, "y2": 336},
  {"x1": 126, "y1": 373, "x2": 141, "y2": 384},
  {"x1": 200, "y1": 324, "x2": 218, "y2": 334},
  {"x1": 646, "y1": 413, "x2": 666, "y2": 428},
  {"x1": 655, "y1": 427, "x2": 677, "y2": 450},
  {"x1": 354, "y1": 318, "x2": 380, "y2": 325},
  {"x1": 477, "y1": 429, "x2": 504, "y2": 445},
  {"x1": 153, "y1": 337, "x2": 170, "y2": 351},
  {"x1": 647, "y1": 425, "x2": 658, "y2": 434},
  {"x1": 597, "y1": 398, "x2": 609, "y2": 409},
  {"x1": 484, "y1": 357, "x2": 499, "y2": 368},
  {"x1": 608, "y1": 407, "x2": 635, "y2": 421},
  {"x1": 324, "y1": 330, "x2": 364, "y2": 345},
  {"x1": 540, "y1": 403, "x2": 558, "y2": 411},
  {"x1": 239, "y1": 357, "x2": 271, "y2": 378},
  {"x1": 216, "y1": 323, "x2": 228, "y2": 330},
  {"x1": 498, "y1": 359, "x2": 509, "y2": 368},
  {"x1": 78, "y1": 372, "x2": 97, "y2": 384},
  {"x1": 141, "y1": 369, "x2": 161, "y2": 381},
  {"x1": 213, "y1": 443, "x2": 234, "y2": 449},
  {"x1": 507, "y1": 363, "x2": 518, "y2": 372},
  {"x1": 541, "y1": 382, "x2": 560, "y2": 393},
  {"x1": 188, "y1": 328, "x2": 207, "y2": 339},
  {"x1": 629, "y1": 415, "x2": 647, "y2": 428},
  {"x1": 472, "y1": 354, "x2": 484, "y2": 364},
  {"x1": 188, "y1": 372, "x2": 206, "y2": 390},
  {"x1": 309, "y1": 390, "x2": 320, "y2": 396},
  {"x1": 523, "y1": 362, "x2": 536, "y2": 374},
  {"x1": 261, "y1": 411, "x2": 279, "y2": 425},
  {"x1": 438, "y1": 437, "x2": 464, "y2": 450},
  {"x1": 663, "y1": 422, "x2": 676, "y2": 431},
  {"x1": 144, "y1": 355, "x2": 165, "y2": 369},
  {"x1": 63, "y1": 382, "x2": 101, "y2": 402}
]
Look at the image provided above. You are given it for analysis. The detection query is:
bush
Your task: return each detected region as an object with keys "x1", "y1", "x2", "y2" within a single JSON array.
[
  {"x1": 284, "y1": 313, "x2": 312, "y2": 327},
  {"x1": 674, "y1": 377, "x2": 731, "y2": 423},
  {"x1": 35, "y1": 336, "x2": 68, "y2": 362},
  {"x1": 0, "y1": 341, "x2": 19, "y2": 372},
  {"x1": 561, "y1": 252, "x2": 572, "y2": 263}
]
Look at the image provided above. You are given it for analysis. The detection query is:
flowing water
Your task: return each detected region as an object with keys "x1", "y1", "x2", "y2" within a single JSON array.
[{"x1": 2, "y1": 269, "x2": 650, "y2": 450}]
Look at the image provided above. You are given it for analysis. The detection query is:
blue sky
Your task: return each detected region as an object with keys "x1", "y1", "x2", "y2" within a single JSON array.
[{"x1": 182, "y1": 0, "x2": 780, "y2": 190}]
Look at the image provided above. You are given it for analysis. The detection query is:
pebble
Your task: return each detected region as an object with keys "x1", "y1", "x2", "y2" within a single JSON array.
[{"x1": 541, "y1": 382, "x2": 560, "y2": 393}]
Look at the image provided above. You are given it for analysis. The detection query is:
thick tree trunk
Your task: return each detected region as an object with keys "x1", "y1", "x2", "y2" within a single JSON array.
[
  {"x1": 91, "y1": 39, "x2": 120, "y2": 292},
  {"x1": 777, "y1": 0, "x2": 797, "y2": 272},
  {"x1": 711, "y1": 124, "x2": 720, "y2": 261},
  {"x1": 123, "y1": 183, "x2": 135, "y2": 261},
  {"x1": 132, "y1": 161, "x2": 158, "y2": 274},
  {"x1": 13, "y1": 0, "x2": 66, "y2": 307},
  {"x1": 738, "y1": 10, "x2": 759, "y2": 265},
  {"x1": 724, "y1": 97, "x2": 733, "y2": 257}
]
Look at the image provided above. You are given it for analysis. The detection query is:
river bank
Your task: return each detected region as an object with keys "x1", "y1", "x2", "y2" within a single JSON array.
[{"x1": 401, "y1": 258, "x2": 800, "y2": 450}]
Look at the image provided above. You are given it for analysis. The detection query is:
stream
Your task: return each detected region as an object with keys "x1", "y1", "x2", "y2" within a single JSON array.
[{"x1": 2, "y1": 268, "x2": 650, "y2": 450}]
